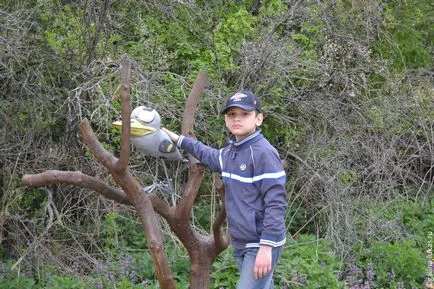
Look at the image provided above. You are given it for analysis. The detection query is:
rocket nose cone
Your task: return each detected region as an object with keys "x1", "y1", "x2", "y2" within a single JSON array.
[{"x1": 131, "y1": 106, "x2": 156, "y2": 124}]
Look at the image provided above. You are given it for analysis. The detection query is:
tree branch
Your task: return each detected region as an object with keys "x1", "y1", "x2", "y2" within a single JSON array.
[
  {"x1": 116, "y1": 57, "x2": 132, "y2": 172},
  {"x1": 79, "y1": 119, "x2": 118, "y2": 170},
  {"x1": 20, "y1": 170, "x2": 174, "y2": 219},
  {"x1": 21, "y1": 170, "x2": 130, "y2": 205},
  {"x1": 148, "y1": 194, "x2": 173, "y2": 221},
  {"x1": 181, "y1": 72, "x2": 208, "y2": 165},
  {"x1": 212, "y1": 177, "x2": 230, "y2": 252},
  {"x1": 176, "y1": 165, "x2": 205, "y2": 220},
  {"x1": 176, "y1": 72, "x2": 209, "y2": 219}
]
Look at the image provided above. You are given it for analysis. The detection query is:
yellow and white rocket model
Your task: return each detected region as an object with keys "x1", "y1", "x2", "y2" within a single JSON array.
[{"x1": 112, "y1": 106, "x2": 182, "y2": 160}]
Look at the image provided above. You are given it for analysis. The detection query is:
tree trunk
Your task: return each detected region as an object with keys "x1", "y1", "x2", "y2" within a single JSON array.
[{"x1": 189, "y1": 245, "x2": 217, "y2": 289}]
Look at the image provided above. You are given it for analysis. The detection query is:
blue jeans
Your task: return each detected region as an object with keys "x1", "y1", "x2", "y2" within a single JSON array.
[{"x1": 233, "y1": 246, "x2": 282, "y2": 289}]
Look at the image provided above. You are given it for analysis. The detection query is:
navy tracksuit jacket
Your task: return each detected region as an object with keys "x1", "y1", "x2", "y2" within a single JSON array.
[{"x1": 177, "y1": 130, "x2": 287, "y2": 249}]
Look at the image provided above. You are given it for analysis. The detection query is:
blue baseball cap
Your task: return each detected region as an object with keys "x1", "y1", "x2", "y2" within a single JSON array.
[{"x1": 222, "y1": 90, "x2": 261, "y2": 114}]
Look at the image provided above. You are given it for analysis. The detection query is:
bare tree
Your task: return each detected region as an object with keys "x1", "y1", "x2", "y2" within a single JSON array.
[{"x1": 21, "y1": 57, "x2": 230, "y2": 289}]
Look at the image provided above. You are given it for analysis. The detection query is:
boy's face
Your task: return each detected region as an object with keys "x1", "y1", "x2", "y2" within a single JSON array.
[{"x1": 224, "y1": 107, "x2": 263, "y2": 141}]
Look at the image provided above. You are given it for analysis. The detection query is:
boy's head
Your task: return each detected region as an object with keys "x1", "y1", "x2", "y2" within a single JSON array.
[
  {"x1": 222, "y1": 90, "x2": 261, "y2": 114},
  {"x1": 223, "y1": 90, "x2": 264, "y2": 141}
]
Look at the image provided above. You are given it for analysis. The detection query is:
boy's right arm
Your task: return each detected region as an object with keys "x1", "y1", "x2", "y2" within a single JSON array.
[
  {"x1": 162, "y1": 128, "x2": 222, "y2": 172},
  {"x1": 161, "y1": 128, "x2": 180, "y2": 144}
]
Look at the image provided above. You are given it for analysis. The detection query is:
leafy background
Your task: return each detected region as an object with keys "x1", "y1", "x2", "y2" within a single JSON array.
[{"x1": 0, "y1": 0, "x2": 433, "y2": 288}]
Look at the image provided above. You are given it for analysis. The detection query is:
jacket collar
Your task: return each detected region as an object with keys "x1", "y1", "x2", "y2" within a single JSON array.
[{"x1": 229, "y1": 129, "x2": 263, "y2": 147}]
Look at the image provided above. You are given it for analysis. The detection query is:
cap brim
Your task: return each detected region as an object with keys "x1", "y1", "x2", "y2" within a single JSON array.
[{"x1": 222, "y1": 104, "x2": 259, "y2": 114}]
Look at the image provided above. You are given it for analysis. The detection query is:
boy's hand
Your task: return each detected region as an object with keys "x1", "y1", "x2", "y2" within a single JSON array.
[
  {"x1": 254, "y1": 245, "x2": 272, "y2": 279},
  {"x1": 161, "y1": 127, "x2": 180, "y2": 144}
]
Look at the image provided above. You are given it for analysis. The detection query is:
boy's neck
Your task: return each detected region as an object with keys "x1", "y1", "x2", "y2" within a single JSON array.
[{"x1": 233, "y1": 129, "x2": 260, "y2": 142}]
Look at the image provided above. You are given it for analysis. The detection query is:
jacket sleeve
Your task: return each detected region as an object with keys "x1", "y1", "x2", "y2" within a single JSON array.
[
  {"x1": 177, "y1": 135, "x2": 222, "y2": 173},
  {"x1": 255, "y1": 148, "x2": 287, "y2": 247}
]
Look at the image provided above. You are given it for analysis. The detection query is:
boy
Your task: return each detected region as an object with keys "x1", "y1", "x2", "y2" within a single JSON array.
[{"x1": 162, "y1": 90, "x2": 287, "y2": 289}]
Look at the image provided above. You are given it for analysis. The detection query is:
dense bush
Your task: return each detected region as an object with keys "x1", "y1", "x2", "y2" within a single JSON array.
[{"x1": 1, "y1": 0, "x2": 432, "y2": 288}]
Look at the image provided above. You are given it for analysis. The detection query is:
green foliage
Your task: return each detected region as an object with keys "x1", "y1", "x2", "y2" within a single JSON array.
[
  {"x1": 214, "y1": 8, "x2": 257, "y2": 72},
  {"x1": 0, "y1": 260, "x2": 34, "y2": 289},
  {"x1": 91, "y1": 238, "x2": 192, "y2": 288},
  {"x1": 0, "y1": 260, "x2": 95, "y2": 289},
  {"x1": 291, "y1": 7, "x2": 323, "y2": 52},
  {"x1": 354, "y1": 197, "x2": 433, "y2": 248},
  {"x1": 365, "y1": 82, "x2": 434, "y2": 136},
  {"x1": 399, "y1": 200, "x2": 434, "y2": 247},
  {"x1": 349, "y1": 198, "x2": 431, "y2": 288},
  {"x1": 94, "y1": 253, "x2": 155, "y2": 288},
  {"x1": 101, "y1": 212, "x2": 122, "y2": 253},
  {"x1": 275, "y1": 234, "x2": 342, "y2": 289},
  {"x1": 45, "y1": 275, "x2": 96, "y2": 289},
  {"x1": 355, "y1": 240, "x2": 425, "y2": 288},
  {"x1": 41, "y1": 4, "x2": 89, "y2": 59},
  {"x1": 0, "y1": 277, "x2": 35, "y2": 289},
  {"x1": 100, "y1": 212, "x2": 147, "y2": 255},
  {"x1": 211, "y1": 247, "x2": 238, "y2": 288},
  {"x1": 338, "y1": 169, "x2": 358, "y2": 186},
  {"x1": 285, "y1": 199, "x2": 313, "y2": 235},
  {"x1": 372, "y1": 0, "x2": 434, "y2": 71},
  {"x1": 262, "y1": 116, "x2": 305, "y2": 153},
  {"x1": 2, "y1": 99, "x2": 67, "y2": 140},
  {"x1": 260, "y1": 0, "x2": 287, "y2": 17},
  {"x1": 14, "y1": 189, "x2": 46, "y2": 219}
]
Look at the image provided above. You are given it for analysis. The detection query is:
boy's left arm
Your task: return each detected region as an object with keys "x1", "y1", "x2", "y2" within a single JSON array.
[
  {"x1": 257, "y1": 150, "x2": 287, "y2": 246},
  {"x1": 254, "y1": 149, "x2": 287, "y2": 278}
]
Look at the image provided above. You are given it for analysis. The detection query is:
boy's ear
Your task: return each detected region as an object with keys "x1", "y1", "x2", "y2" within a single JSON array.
[{"x1": 255, "y1": 112, "x2": 264, "y2": 126}]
